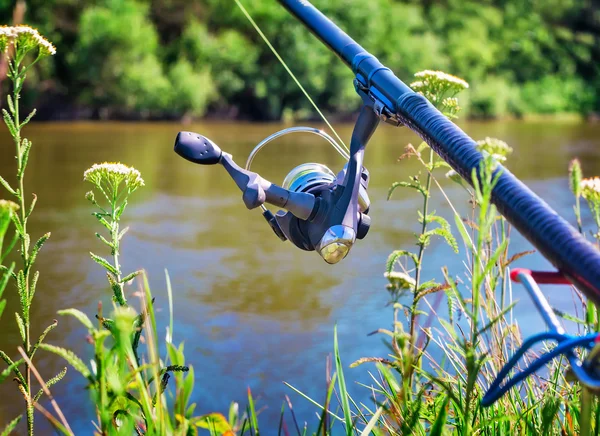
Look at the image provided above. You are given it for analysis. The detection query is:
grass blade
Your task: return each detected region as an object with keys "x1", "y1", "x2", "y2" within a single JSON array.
[
  {"x1": 334, "y1": 325, "x2": 353, "y2": 435},
  {"x1": 360, "y1": 407, "x2": 383, "y2": 436}
]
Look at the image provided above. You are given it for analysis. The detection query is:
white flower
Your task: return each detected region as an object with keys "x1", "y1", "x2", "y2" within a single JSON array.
[
  {"x1": 414, "y1": 70, "x2": 469, "y2": 90},
  {"x1": 581, "y1": 177, "x2": 600, "y2": 202},
  {"x1": 475, "y1": 137, "x2": 513, "y2": 163},
  {"x1": 84, "y1": 162, "x2": 145, "y2": 194},
  {"x1": 410, "y1": 70, "x2": 468, "y2": 116},
  {"x1": 0, "y1": 25, "x2": 55, "y2": 56},
  {"x1": 409, "y1": 80, "x2": 424, "y2": 90},
  {"x1": 384, "y1": 271, "x2": 416, "y2": 290},
  {"x1": 0, "y1": 199, "x2": 19, "y2": 213}
]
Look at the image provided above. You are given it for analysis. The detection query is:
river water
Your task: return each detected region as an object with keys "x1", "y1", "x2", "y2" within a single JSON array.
[{"x1": 0, "y1": 120, "x2": 599, "y2": 433}]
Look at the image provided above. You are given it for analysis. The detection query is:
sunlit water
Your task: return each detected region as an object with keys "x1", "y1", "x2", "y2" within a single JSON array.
[{"x1": 0, "y1": 120, "x2": 600, "y2": 433}]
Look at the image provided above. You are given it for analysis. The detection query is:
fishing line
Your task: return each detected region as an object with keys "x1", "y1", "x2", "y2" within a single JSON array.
[{"x1": 233, "y1": 0, "x2": 349, "y2": 154}]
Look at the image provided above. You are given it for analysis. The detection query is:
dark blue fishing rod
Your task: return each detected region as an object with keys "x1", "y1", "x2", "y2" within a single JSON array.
[{"x1": 277, "y1": 0, "x2": 600, "y2": 305}]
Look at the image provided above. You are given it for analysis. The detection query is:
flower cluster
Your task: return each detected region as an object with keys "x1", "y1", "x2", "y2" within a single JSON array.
[
  {"x1": 84, "y1": 162, "x2": 145, "y2": 200},
  {"x1": 441, "y1": 97, "x2": 461, "y2": 119},
  {"x1": 0, "y1": 199, "x2": 19, "y2": 214},
  {"x1": 384, "y1": 271, "x2": 416, "y2": 292},
  {"x1": 475, "y1": 137, "x2": 513, "y2": 163},
  {"x1": 410, "y1": 70, "x2": 469, "y2": 108},
  {"x1": 0, "y1": 25, "x2": 55, "y2": 57},
  {"x1": 581, "y1": 177, "x2": 600, "y2": 204}
]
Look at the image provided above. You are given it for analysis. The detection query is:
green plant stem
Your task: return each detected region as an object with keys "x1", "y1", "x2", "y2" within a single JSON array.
[
  {"x1": 575, "y1": 195, "x2": 583, "y2": 234},
  {"x1": 12, "y1": 62, "x2": 33, "y2": 436},
  {"x1": 111, "y1": 203, "x2": 126, "y2": 306},
  {"x1": 581, "y1": 387, "x2": 592, "y2": 436},
  {"x1": 408, "y1": 147, "x2": 434, "y2": 362}
]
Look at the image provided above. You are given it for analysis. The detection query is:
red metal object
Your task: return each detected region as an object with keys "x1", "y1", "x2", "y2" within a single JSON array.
[{"x1": 510, "y1": 268, "x2": 572, "y2": 285}]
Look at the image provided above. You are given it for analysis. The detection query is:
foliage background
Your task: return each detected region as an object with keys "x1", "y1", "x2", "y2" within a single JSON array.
[{"x1": 0, "y1": 0, "x2": 599, "y2": 120}]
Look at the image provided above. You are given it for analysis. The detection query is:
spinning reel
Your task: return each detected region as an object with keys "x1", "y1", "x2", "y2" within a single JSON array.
[{"x1": 174, "y1": 106, "x2": 379, "y2": 264}]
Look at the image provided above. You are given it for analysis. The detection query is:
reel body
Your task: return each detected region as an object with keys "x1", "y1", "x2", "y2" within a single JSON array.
[{"x1": 174, "y1": 106, "x2": 379, "y2": 264}]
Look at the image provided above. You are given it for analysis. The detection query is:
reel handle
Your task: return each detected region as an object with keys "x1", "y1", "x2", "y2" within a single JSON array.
[{"x1": 174, "y1": 131, "x2": 317, "y2": 220}]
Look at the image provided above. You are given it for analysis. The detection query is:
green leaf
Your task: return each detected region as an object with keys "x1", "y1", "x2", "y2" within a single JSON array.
[
  {"x1": 16, "y1": 270, "x2": 28, "y2": 322},
  {"x1": 554, "y1": 307, "x2": 587, "y2": 325},
  {"x1": 29, "y1": 270, "x2": 39, "y2": 304},
  {"x1": 97, "y1": 316, "x2": 117, "y2": 334},
  {"x1": 360, "y1": 407, "x2": 383, "y2": 436},
  {"x1": 20, "y1": 109, "x2": 36, "y2": 128},
  {"x1": 376, "y1": 361, "x2": 401, "y2": 394},
  {"x1": 0, "y1": 357, "x2": 24, "y2": 384},
  {"x1": 247, "y1": 387, "x2": 259, "y2": 432},
  {"x1": 57, "y1": 308, "x2": 94, "y2": 331},
  {"x1": 30, "y1": 320, "x2": 58, "y2": 360},
  {"x1": 479, "y1": 239, "x2": 509, "y2": 288},
  {"x1": 39, "y1": 343, "x2": 92, "y2": 381},
  {"x1": 194, "y1": 413, "x2": 233, "y2": 432},
  {"x1": 334, "y1": 325, "x2": 353, "y2": 435},
  {"x1": 182, "y1": 365, "x2": 195, "y2": 414},
  {"x1": 95, "y1": 232, "x2": 113, "y2": 250},
  {"x1": 115, "y1": 200, "x2": 128, "y2": 219},
  {"x1": 15, "y1": 312, "x2": 25, "y2": 342},
  {"x1": 421, "y1": 227, "x2": 458, "y2": 253},
  {"x1": 90, "y1": 252, "x2": 119, "y2": 276},
  {"x1": 0, "y1": 264, "x2": 17, "y2": 281},
  {"x1": 0, "y1": 263, "x2": 14, "y2": 299},
  {"x1": 29, "y1": 232, "x2": 50, "y2": 267},
  {"x1": 2, "y1": 108, "x2": 17, "y2": 137},
  {"x1": 1, "y1": 233, "x2": 18, "y2": 264},
  {"x1": 33, "y1": 367, "x2": 67, "y2": 404},
  {"x1": 121, "y1": 270, "x2": 142, "y2": 284},
  {"x1": 118, "y1": 226, "x2": 129, "y2": 241},
  {"x1": 0, "y1": 350, "x2": 25, "y2": 385},
  {"x1": 386, "y1": 250, "x2": 418, "y2": 273},
  {"x1": 26, "y1": 193, "x2": 37, "y2": 218},
  {"x1": 17, "y1": 139, "x2": 32, "y2": 179},
  {"x1": 388, "y1": 180, "x2": 427, "y2": 200},
  {"x1": 429, "y1": 215, "x2": 458, "y2": 252},
  {"x1": 93, "y1": 213, "x2": 112, "y2": 231},
  {"x1": 6, "y1": 94, "x2": 14, "y2": 115},
  {"x1": 429, "y1": 396, "x2": 449, "y2": 436},
  {"x1": 106, "y1": 273, "x2": 126, "y2": 306},
  {"x1": 453, "y1": 214, "x2": 474, "y2": 252},
  {"x1": 11, "y1": 214, "x2": 24, "y2": 237},
  {"x1": 0, "y1": 175, "x2": 16, "y2": 196},
  {"x1": 0, "y1": 414, "x2": 22, "y2": 436},
  {"x1": 431, "y1": 160, "x2": 451, "y2": 170},
  {"x1": 0, "y1": 300, "x2": 6, "y2": 320}
]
